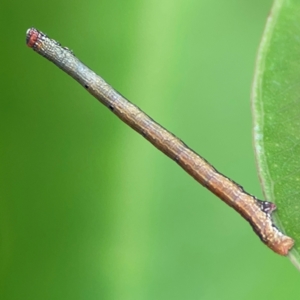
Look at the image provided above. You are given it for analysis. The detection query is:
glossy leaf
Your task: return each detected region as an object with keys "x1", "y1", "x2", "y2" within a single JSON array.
[{"x1": 252, "y1": 0, "x2": 300, "y2": 268}]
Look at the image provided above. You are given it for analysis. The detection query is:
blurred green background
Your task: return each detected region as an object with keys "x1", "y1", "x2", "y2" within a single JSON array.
[{"x1": 1, "y1": 0, "x2": 299, "y2": 299}]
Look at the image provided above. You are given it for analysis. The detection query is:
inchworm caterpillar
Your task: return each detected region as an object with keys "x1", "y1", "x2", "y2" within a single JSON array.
[{"x1": 26, "y1": 28, "x2": 294, "y2": 256}]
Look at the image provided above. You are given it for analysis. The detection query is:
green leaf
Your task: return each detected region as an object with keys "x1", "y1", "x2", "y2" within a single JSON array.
[{"x1": 252, "y1": 0, "x2": 300, "y2": 266}]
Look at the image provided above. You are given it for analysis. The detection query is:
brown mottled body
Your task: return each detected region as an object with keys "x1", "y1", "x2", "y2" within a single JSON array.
[{"x1": 26, "y1": 28, "x2": 294, "y2": 255}]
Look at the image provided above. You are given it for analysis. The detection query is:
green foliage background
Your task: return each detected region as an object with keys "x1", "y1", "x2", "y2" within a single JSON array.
[{"x1": 0, "y1": 0, "x2": 299, "y2": 299}]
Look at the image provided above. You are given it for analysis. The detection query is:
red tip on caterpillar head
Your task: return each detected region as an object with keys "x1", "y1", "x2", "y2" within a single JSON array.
[
  {"x1": 26, "y1": 28, "x2": 40, "y2": 48},
  {"x1": 275, "y1": 236, "x2": 294, "y2": 256}
]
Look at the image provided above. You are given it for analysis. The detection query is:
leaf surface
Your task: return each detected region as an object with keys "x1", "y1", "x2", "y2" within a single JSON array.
[{"x1": 252, "y1": 0, "x2": 300, "y2": 267}]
